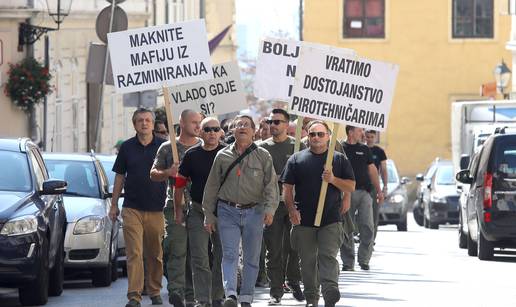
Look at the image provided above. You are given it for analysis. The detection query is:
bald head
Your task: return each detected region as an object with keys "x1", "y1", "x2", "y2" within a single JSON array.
[{"x1": 179, "y1": 109, "x2": 201, "y2": 137}]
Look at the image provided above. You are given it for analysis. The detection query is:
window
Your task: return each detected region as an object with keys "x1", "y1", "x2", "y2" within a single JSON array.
[
  {"x1": 343, "y1": 0, "x2": 385, "y2": 38},
  {"x1": 452, "y1": 0, "x2": 493, "y2": 38}
]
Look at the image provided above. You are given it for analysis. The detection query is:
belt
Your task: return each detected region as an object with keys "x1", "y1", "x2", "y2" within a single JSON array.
[{"x1": 218, "y1": 199, "x2": 257, "y2": 209}]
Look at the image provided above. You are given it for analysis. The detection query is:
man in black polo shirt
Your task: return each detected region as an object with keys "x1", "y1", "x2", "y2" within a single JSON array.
[
  {"x1": 281, "y1": 120, "x2": 355, "y2": 307},
  {"x1": 340, "y1": 126, "x2": 384, "y2": 272},
  {"x1": 109, "y1": 108, "x2": 167, "y2": 307}
]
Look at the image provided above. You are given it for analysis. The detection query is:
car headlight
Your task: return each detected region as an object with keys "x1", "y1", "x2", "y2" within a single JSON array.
[
  {"x1": 430, "y1": 194, "x2": 447, "y2": 203},
  {"x1": 73, "y1": 216, "x2": 105, "y2": 235},
  {"x1": 388, "y1": 194, "x2": 404, "y2": 203},
  {"x1": 1, "y1": 215, "x2": 38, "y2": 236}
]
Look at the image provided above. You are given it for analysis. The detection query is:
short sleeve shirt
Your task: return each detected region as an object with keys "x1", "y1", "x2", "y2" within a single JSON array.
[
  {"x1": 370, "y1": 145, "x2": 387, "y2": 171},
  {"x1": 112, "y1": 135, "x2": 166, "y2": 212},
  {"x1": 178, "y1": 144, "x2": 225, "y2": 204},
  {"x1": 280, "y1": 149, "x2": 355, "y2": 227},
  {"x1": 342, "y1": 142, "x2": 374, "y2": 191}
]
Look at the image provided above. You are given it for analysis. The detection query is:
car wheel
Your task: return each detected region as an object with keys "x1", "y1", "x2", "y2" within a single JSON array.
[
  {"x1": 48, "y1": 232, "x2": 65, "y2": 296},
  {"x1": 413, "y1": 206, "x2": 424, "y2": 226},
  {"x1": 429, "y1": 221, "x2": 439, "y2": 229},
  {"x1": 397, "y1": 216, "x2": 408, "y2": 232},
  {"x1": 467, "y1": 231, "x2": 478, "y2": 257},
  {"x1": 458, "y1": 215, "x2": 467, "y2": 249},
  {"x1": 477, "y1": 226, "x2": 494, "y2": 260},
  {"x1": 92, "y1": 247, "x2": 112, "y2": 287},
  {"x1": 19, "y1": 236, "x2": 49, "y2": 306}
]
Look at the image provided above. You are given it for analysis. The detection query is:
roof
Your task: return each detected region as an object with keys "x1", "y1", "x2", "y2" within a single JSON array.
[{"x1": 42, "y1": 152, "x2": 96, "y2": 162}]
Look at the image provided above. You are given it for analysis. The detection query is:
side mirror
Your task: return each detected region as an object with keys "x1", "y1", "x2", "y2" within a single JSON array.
[
  {"x1": 400, "y1": 177, "x2": 411, "y2": 185},
  {"x1": 456, "y1": 170, "x2": 473, "y2": 184},
  {"x1": 460, "y1": 154, "x2": 470, "y2": 170},
  {"x1": 41, "y1": 179, "x2": 67, "y2": 195},
  {"x1": 415, "y1": 173, "x2": 424, "y2": 181}
]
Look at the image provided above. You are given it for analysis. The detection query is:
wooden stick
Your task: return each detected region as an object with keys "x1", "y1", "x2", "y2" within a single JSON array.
[
  {"x1": 163, "y1": 86, "x2": 179, "y2": 164},
  {"x1": 294, "y1": 116, "x2": 304, "y2": 153},
  {"x1": 314, "y1": 123, "x2": 340, "y2": 226}
]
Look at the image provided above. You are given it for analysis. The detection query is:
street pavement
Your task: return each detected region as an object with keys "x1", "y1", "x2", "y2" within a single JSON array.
[{"x1": 1, "y1": 213, "x2": 516, "y2": 307}]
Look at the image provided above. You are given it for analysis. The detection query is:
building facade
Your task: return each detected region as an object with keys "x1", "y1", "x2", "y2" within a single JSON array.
[{"x1": 303, "y1": 0, "x2": 512, "y2": 174}]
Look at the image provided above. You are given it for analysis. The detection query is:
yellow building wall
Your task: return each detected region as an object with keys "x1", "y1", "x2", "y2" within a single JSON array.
[
  {"x1": 303, "y1": 0, "x2": 512, "y2": 175},
  {"x1": 206, "y1": 0, "x2": 237, "y2": 64}
]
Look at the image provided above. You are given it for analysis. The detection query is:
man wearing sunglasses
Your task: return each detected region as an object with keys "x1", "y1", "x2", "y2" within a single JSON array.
[
  {"x1": 151, "y1": 109, "x2": 202, "y2": 307},
  {"x1": 203, "y1": 115, "x2": 279, "y2": 307},
  {"x1": 173, "y1": 117, "x2": 225, "y2": 307},
  {"x1": 281, "y1": 120, "x2": 355, "y2": 307},
  {"x1": 259, "y1": 109, "x2": 305, "y2": 305},
  {"x1": 340, "y1": 126, "x2": 383, "y2": 272}
]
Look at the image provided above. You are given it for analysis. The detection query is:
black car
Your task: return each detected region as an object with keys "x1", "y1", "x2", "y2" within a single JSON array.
[
  {"x1": 413, "y1": 158, "x2": 445, "y2": 226},
  {"x1": 456, "y1": 129, "x2": 516, "y2": 260},
  {"x1": 0, "y1": 138, "x2": 67, "y2": 305}
]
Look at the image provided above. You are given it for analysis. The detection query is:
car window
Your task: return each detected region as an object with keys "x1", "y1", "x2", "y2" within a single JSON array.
[
  {"x1": 99, "y1": 160, "x2": 115, "y2": 185},
  {"x1": 45, "y1": 160, "x2": 100, "y2": 198},
  {"x1": 495, "y1": 142, "x2": 516, "y2": 179},
  {"x1": 425, "y1": 164, "x2": 438, "y2": 180},
  {"x1": 0, "y1": 151, "x2": 32, "y2": 192},
  {"x1": 435, "y1": 165, "x2": 455, "y2": 185},
  {"x1": 386, "y1": 163, "x2": 399, "y2": 183},
  {"x1": 469, "y1": 151, "x2": 482, "y2": 181},
  {"x1": 28, "y1": 150, "x2": 46, "y2": 190}
]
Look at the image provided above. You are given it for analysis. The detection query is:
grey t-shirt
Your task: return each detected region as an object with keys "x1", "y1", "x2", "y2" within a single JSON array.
[{"x1": 153, "y1": 138, "x2": 202, "y2": 205}]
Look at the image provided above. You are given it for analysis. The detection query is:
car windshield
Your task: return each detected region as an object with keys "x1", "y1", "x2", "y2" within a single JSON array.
[
  {"x1": 45, "y1": 160, "x2": 100, "y2": 198},
  {"x1": 496, "y1": 147, "x2": 516, "y2": 178},
  {"x1": 435, "y1": 165, "x2": 455, "y2": 185},
  {"x1": 99, "y1": 160, "x2": 115, "y2": 185},
  {"x1": 424, "y1": 164, "x2": 437, "y2": 180},
  {"x1": 0, "y1": 151, "x2": 32, "y2": 192}
]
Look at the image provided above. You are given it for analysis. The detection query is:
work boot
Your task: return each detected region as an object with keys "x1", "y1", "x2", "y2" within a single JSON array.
[
  {"x1": 268, "y1": 297, "x2": 281, "y2": 305},
  {"x1": 359, "y1": 263, "x2": 370, "y2": 271},
  {"x1": 223, "y1": 296, "x2": 238, "y2": 307},
  {"x1": 169, "y1": 292, "x2": 185, "y2": 307},
  {"x1": 287, "y1": 282, "x2": 305, "y2": 302},
  {"x1": 323, "y1": 288, "x2": 340, "y2": 307},
  {"x1": 151, "y1": 295, "x2": 163, "y2": 305},
  {"x1": 125, "y1": 299, "x2": 141, "y2": 307}
]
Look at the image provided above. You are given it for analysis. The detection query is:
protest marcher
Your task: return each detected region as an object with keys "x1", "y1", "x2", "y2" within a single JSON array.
[
  {"x1": 365, "y1": 130, "x2": 388, "y2": 239},
  {"x1": 109, "y1": 108, "x2": 167, "y2": 307},
  {"x1": 154, "y1": 120, "x2": 169, "y2": 140},
  {"x1": 259, "y1": 109, "x2": 305, "y2": 305},
  {"x1": 281, "y1": 120, "x2": 355, "y2": 307},
  {"x1": 150, "y1": 109, "x2": 202, "y2": 307},
  {"x1": 340, "y1": 126, "x2": 384, "y2": 271},
  {"x1": 203, "y1": 115, "x2": 279, "y2": 307},
  {"x1": 174, "y1": 117, "x2": 226, "y2": 307},
  {"x1": 258, "y1": 118, "x2": 271, "y2": 141},
  {"x1": 287, "y1": 121, "x2": 297, "y2": 138}
]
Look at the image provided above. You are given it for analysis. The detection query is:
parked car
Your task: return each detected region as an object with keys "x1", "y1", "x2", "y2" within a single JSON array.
[
  {"x1": 456, "y1": 128, "x2": 516, "y2": 260},
  {"x1": 0, "y1": 138, "x2": 67, "y2": 306},
  {"x1": 413, "y1": 158, "x2": 444, "y2": 226},
  {"x1": 96, "y1": 154, "x2": 126, "y2": 273},
  {"x1": 378, "y1": 159, "x2": 411, "y2": 231},
  {"x1": 43, "y1": 153, "x2": 119, "y2": 287},
  {"x1": 422, "y1": 160, "x2": 460, "y2": 229},
  {"x1": 457, "y1": 153, "x2": 479, "y2": 249}
]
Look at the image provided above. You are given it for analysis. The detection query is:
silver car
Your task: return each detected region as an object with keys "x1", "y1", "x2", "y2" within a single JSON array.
[
  {"x1": 43, "y1": 153, "x2": 119, "y2": 287},
  {"x1": 378, "y1": 159, "x2": 411, "y2": 231},
  {"x1": 96, "y1": 154, "x2": 126, "y2": 274}
]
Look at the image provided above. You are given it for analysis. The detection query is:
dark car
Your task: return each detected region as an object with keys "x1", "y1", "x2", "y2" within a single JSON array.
[
  {"x1": 0, "y1": 138, "x2": 67, "y2": 306},
  {"x1": 413, "y1": 158, "x2": 444, "y2": 226},
  {"x1": 378, "y1": 160, "x2": 411, "y2": 231},
  {"x1": 456, "y1": 129, "x2": 516, "y2": 260},
  {"x1": 422, "y1": 160, "x2": 460, "y2": 229}
]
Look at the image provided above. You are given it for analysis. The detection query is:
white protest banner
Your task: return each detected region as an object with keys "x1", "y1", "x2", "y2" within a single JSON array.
[
  {"x1": 107, "y1": 19, "x2": 213, "y2": 94},
  {"x1": 254, "y1": 37, "x2": 355, "y2": 102},
  {"x1": 168, "y1": 61, "x2": 246, "y2": 117},
  {"x1": 290, "y1": 46, "x2": 399, "y2": 131}
]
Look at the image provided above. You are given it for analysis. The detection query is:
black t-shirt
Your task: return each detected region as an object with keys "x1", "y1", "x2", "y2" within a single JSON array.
[
  {"x1": 280, "y1": 149, "x2": 355, "y2": 227},
  {"x1": 178, "y1": 144, "x2": 226, "y2": 204},
  {"x1": 370, "y1": 145, "x2": 387, "y2": 171},
  {"x1": 112, "y1": 135, "x2": 167, "y2": 212},
  {"x1": 342, "y1": 142, "x2": 374, "y2": 191}
]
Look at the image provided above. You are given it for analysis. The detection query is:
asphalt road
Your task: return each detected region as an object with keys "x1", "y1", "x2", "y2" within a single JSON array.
[{"x1": 2, "y1": 213, "x2": 515, "y2": 307}]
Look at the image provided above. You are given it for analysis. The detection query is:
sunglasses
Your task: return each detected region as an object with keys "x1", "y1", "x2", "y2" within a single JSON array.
[
  {"x1": 308, "y1": 132, "x2": 327, "y2": 138},
  {"x1": 203, "y1": 126, "x2": 221, "y2": 133},
  {"x1": 266, "y1": 119, "x2": 287, "y2": 125},
  {"x1": 235, "y1": 122, "x2": 251, "y2": 129}
]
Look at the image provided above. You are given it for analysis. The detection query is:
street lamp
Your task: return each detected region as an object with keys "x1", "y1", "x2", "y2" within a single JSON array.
[
  {"x1": 18, "y1": 0, "x2": 73, "y2": 48},
  {"x1": 493, "y1": 59, "x2": 511, "y2": 99}
]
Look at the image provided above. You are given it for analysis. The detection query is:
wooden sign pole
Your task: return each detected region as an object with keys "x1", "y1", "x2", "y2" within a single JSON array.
[
  {"x1": 294, "y1": 116, "x2": 304, "y2": 153},
  {"x1": 314, "y1": 123, "x2": 340, "y2": 226},
  {"x1": 162, "y1": 86, "x2": 179, "y2": 163}
]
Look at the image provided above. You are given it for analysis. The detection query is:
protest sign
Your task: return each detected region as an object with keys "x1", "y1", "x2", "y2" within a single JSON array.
[
  {"x1": 107, "y1": 19, "x2": 213, "y2": 94},
  {"x1": 290, "y1": 46, "x2": 399, "y2": 132},
  {"x1": 168, "y1": 61, "x2": 246, "y2": 117}
]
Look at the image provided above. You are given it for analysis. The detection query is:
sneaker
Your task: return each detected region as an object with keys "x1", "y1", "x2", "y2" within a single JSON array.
[
  {"x1": 241, "y1": 303, "x2": 251, "y2": 307},
  {"x1": 151, "y1": 296, "x2": 163, "y2": 305},
  {"x1": 223, "y1": 297, "x2": 238, "y2": 307},
  {"x1": 283, "y1": 283, "x2": 291, "y2": 293},
  {"x1": 359, "y1": 263, "x2": 370, "y2": 271},
  {"x1": 287, "y1": 283, "x2": 305, "y2": 302},
  {"x1": 341, "y1": 265, "x2": 354, "y2": 271},
  {"x1": 169, "y1": 293, "x2": 185, "y2": 307},
  {"x1": 323, "y1": 288, "x2": 340, "y2": 307},
  {"x1": 268, "y1": 297, "x2": 281, "y2": 305},
  {"x1": 126, "y1": 299, "x2": 141, "y2": 307}
]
